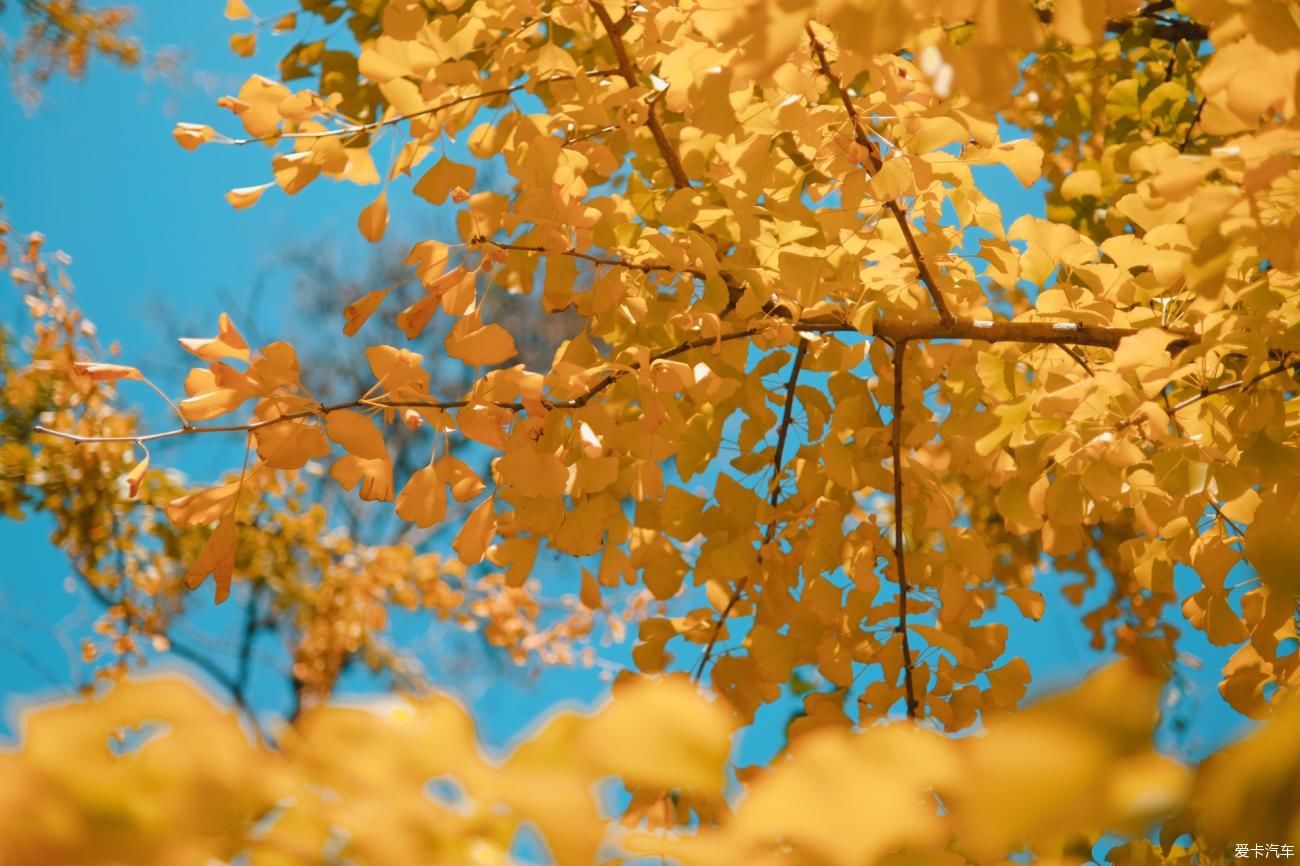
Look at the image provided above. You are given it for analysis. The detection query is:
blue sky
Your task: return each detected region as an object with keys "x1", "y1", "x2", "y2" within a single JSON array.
[{"x1": 0, "y1": 1, "x2": 1251, "y2": 769}]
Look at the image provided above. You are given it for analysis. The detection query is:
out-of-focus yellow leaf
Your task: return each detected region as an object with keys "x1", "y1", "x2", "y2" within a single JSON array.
[
  {"x1": 343, "y1": 287, "x2": 390, "y2": 336},
  {"x1": 584, "y1": 678, "x2": 733, "y2": 795}
]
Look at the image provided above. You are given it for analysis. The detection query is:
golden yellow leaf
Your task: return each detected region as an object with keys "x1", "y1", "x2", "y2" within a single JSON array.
[
  {"x1": 452, "y1": 496, "x2": 495, "y2": 564},
  {"x1": 1003, "y1": 587, "x2": 1045, "y2": 621},
  {"x1": 579, "y1": 568, "x2": 602, "y2": 609},
  {"x1": 357, "y1": 190, "x2": 389, "y2": 243},
  {"x1": 185, "y1": 516, "x2": 237, "y2": 605},
  {"x1": 342, "y1": 287, "x2": 390, "y2": 336},
  {"x1": 71, "y1": 361, "x2": 143, "y2": 382},
  {"x1": 330, "y1": 455, "x2": 394, "y2": 501},
  {"x1": 412, "y1": 157, "x2": 476, "y2": 206},
  {"x1": 229, "y1": 32, "x2": 256, "y2": 58},
  {"x1": 166, "y1": 481, "x2": 241, "y2": 527},
  {"x1": 446, "y1": 314, "x2": 516, "y2": 367},
  {"x1": 224, "y1": 0, "x2": 252, "y2": 20},
  {"x1": 179, "y1": 313, "x2": 250, "y2": 362},
  {"x1": 394, "y1": 465, "x2": 447, "y2": 528},
  {"x1": 225, "y1": 182, "x2": 273, "y2": 210},
  {"x1": 584, "y1": 678, "x2": 733, "y2": 795},
  {"x1": 171, "y1": 123, "x2": 216, "y2": 151},
  {"x1": 125, "y1": 453, "x2": 149, "y2": 498},
  {"x1": 496, "y1": 447, "x2": 568, "y2": 499},
  {"x1": 252, "y1": 420, "x2": 329, "y2": 470},
  {"x1": 325, "y1": 410, "x2": 388, "y2": 460}
]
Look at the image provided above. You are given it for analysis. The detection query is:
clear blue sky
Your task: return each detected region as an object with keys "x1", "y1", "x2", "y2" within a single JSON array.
[{"x1": 0, "y1": 1, "x2": 1250, "y2": 764}]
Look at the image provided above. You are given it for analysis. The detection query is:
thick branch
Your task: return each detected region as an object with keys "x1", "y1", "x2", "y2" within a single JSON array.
[
  {"x1": 693, "y1": 339, "x2": 809, "y2": 683},
  {"x1": 866, "y1": 317, "x2": 1195, "y2": 350},
  {"x1": 590, "y1": 2, "x2": 691, "y2": 191},
  {"x1": 806, "y1": 24, "x2": 954, "y2": 324},
  {"x1": 890, "y1": 341, "x2": 919, "y2": 720}
]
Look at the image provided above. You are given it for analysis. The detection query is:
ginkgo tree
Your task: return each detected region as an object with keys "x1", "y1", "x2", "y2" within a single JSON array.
[{"x1": 3, "y1": 0, "x2": 1300, "y2": 863}]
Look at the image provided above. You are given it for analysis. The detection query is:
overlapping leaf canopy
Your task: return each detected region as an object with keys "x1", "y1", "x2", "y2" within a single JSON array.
[{"x1": 3, "y1": 0, "x2": 1300, "y2": 862}]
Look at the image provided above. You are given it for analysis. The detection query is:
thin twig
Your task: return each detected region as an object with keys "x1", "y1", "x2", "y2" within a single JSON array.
[
  {"x1": 891, "y1": 341, "x2": 919, "y2": 720},
  {"x1": 1118, "y1": 358, "x2": 1300, "y2": 430},
  {"x1": 693, "y1": 339, "x2": 809, "y2": 683},
  {"x1": 220, "y1": 70, "x2": 620, "y2": 146},
  {"x1": 35, "y1": 328, "x2": 768, "y2": 446}
]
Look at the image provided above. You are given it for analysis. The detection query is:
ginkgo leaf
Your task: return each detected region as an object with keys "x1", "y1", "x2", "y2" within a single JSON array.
[
  {"x1": 974, "y1": 140, "x2": 1045, "y2": 188},
  {"x1": 166, "y1": 481, "x2": 241, "y2": 527},
  {"x1": 185, "y1": 515, "x2": 237, "y2": 605},
  {"x1": 583, "y1": 679, "x2": 733, "y2": 795},
  {"x1": 579, "y1": 568, "x2": 602, "y2": 609},
  {"x1": 496, "y1": 447, "x2": 567, "y2": 499},
  {"x1": 1244, "y1": 499, "x2": 1300, "y2": 596},
  {"x1": 229, "y1": 32, "x2": 256, "y2": 58},
  {"x1": 343, "y1": 287, "x2": 391, "y2": 336},
  {"x1": 412, "y1": 157, "x2": 476, "y2": 206},
  {"x1": 395, "y1": 465, "x2": 447, "y2": 528},
  {"x1": 453, "y1": 496, "x2": 496, "y2": 564},
  {"x1": 125, "y1": 453, "x2": 149, "y2": 498},
  {"x1": 325, "y1": 411, "x2": 388, "y2": 461},
  {"x1": 172, "y1": 123, "x2": 216, "y2": 151},
  {"x1": 178, "y1": 313, "x2": 250, "y2": 364},
  {"x1": 357, "y1": 190, "x2": 389, "y2": 243},
  {"x1": 252, "y1": 420, "x2": 329, "y2": 470},
  {"x1": 224, "y1": 0, "x2": 252, "y2": 20},
  {"x1": 446, "y1": 315, "x2": 516, "y2": 367},
  {"x1": 225, "y1": 183, "x2": 273, "y2": 210},
  {"x1": 330, "y1": 455, "x2": 394, "y2": 501},
  {"x1": 71, "y1": 361, "x2": 143, "y2": 382}
]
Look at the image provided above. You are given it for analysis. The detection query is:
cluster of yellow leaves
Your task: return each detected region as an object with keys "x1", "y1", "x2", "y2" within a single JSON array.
[
  {"x1": 16, "y1": 0, "x2": 1300, "y2": 856},
  {"x1": 1, "y1": 223, "x2": 625, "y2": 710},
  {"x1": 2, "y1": 0, "x2": 141, "y2": 110},
  {"x1": 0, "y1": 663, "x2": 1294, "y2": 865},
  {"x1": 152, "y1": 0, "x2": 1298, "y2": 735}
]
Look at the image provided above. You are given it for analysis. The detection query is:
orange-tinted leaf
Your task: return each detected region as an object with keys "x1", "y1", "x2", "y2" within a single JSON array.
[
  {"x1": 358, "y1": 190, "x2": 389, "y2": 243},
  {"x1": 72, "y1": 362, "x2": 143, "y2": 382},
  {"x1": 185, "y1": 516, "x2": 237, "y2": 605},
  {"x1": 225, "y1": 183, "x2": 273, "y2": 210},
  {"x1": 453, "y1": 496, "x2": 496, "y2": 564},
  {"x1": 343, "y1": 287, "x2": 391, "y2": 336}
]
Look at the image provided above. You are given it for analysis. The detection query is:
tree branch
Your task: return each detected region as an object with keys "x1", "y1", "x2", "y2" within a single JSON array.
[
  {"x1": 1118, "y1": 358, "x2": 1299, "y2": 430},
  {"x1": 891, "y1": 340, "x2": 919, "y2": 720},
  {"x1": 34, "y1": 317, "x2": 1206, "y2": 447},
  {"x1": 219, "y1": 70, "x2": 621, "y2": 146},
  {"x1": 590, "y1": 2, "x2": 691, "y2": 191},
  {"x1": 693, "y1": 338, "x2": 809, "y2": 683},
  {"x1": 806, "y1": 24, "x2": 954, "y2": 324}
]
